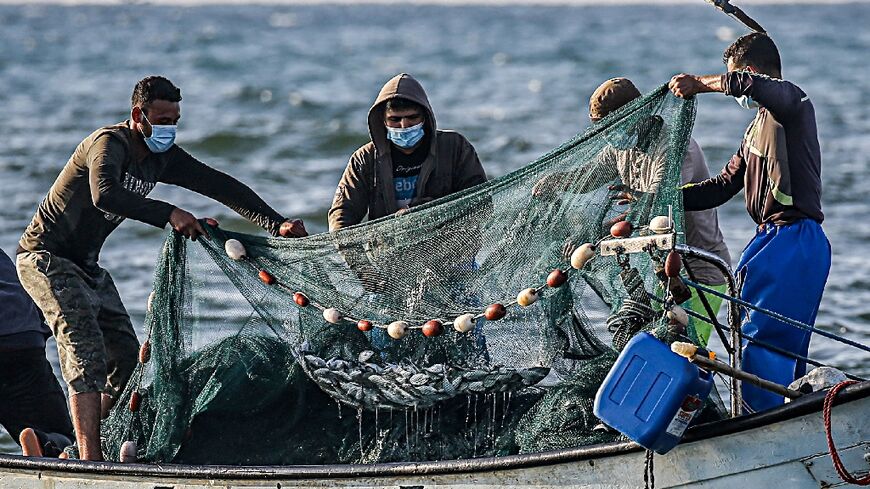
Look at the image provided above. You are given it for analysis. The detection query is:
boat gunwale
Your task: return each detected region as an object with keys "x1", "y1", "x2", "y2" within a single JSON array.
[{"x1": 1, "y1": 380, "x2": 868, "y2": 481}]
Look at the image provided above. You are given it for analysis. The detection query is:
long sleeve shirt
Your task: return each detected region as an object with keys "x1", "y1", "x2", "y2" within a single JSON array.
[
  {"x1": 19, "y1": 122, "x2": 287, "y2": 266},
  {"x1": 682, "y1": 71, "x2": 823, "y2": 226}
]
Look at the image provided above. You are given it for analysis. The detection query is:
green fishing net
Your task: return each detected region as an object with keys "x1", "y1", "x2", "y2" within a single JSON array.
[{"x1": 102, "y1": 86, "x2": 718, "y2": 465}]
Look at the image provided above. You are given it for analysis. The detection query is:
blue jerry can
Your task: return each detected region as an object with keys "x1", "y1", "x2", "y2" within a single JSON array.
[{"x1": 593, "y1": 332, "x2": 713, "y2": 454}]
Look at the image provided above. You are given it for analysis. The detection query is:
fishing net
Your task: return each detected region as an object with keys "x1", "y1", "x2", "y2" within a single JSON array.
[{"x1": 102, "y1": 86, "x2": 720, "y2": 465}]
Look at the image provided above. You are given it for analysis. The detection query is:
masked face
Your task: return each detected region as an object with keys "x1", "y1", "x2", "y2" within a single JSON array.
[
  {"x1": 138, "y1": 99, "x2": 181, "y2": 153},
  {"x1": 386, "y1": 122, "x2": 425, "y2": 149},
  {"x1": 139, "y1": 107, "x2": 178, "y2": 153},
  {"x1": 735, "y1": 95, "x2": 761, "y2": 110}
]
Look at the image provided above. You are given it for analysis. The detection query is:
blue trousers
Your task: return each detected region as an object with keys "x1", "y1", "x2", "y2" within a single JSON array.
[{"x1": 737, "y1": 219, "x2": 830, "y2": 412}]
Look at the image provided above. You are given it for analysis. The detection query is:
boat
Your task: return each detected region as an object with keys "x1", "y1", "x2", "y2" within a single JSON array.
[{"x1": 1, "y1": 380, "x2": 867, "y2": 488}]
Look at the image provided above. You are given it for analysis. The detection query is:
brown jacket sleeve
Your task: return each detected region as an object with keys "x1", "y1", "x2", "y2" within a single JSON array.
[
  {"x1": 328, "y1": 151, "x2": 372, "y2": 232},
  {"x1": 88, "y1": 134, "x2": 176, "y2": 228},
  {"x1": 159, "y1": 147, "x2": 286, "y2": 236},
  {"x1": 451, "y1": 136, "x2": 487, "y2": 192}
]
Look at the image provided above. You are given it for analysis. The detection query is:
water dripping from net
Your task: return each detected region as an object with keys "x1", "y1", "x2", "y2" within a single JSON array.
[
  {"x1": 502, "y1": 392, "x2": 512, "y2": 428},
  {"x1": 374, "y1": 406, "x2": 379, "y2": 435},
  {"x1": 472, "y1": 394, "x2": 479, "y2": 458},
  {"x1": 465, "y1": 395, "x2": 471, "y2": 426},
  {"x1": 490, "y1": 393, "x2": 497, "y2": 446},
  {"x1": 356, "y1": 408, "x2": 363, "y2": 458},
  {"x1": 404, "y1": 409, "x2": 410, "y2": 455}
]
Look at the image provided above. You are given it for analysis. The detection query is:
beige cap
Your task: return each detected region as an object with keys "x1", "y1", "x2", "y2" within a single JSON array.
[{"x1": 589, "y1": 78, "x2": 641, "y2": 121}]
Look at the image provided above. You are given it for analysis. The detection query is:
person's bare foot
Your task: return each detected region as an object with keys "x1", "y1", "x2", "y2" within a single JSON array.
[{"x1": 19, "y1": 428, "x2": 43, "y2": 457}]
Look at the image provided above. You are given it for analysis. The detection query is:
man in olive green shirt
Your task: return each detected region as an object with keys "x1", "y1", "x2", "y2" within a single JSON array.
[{"x1": 16, "y1": 76, "x2": 306, "y2": 460}]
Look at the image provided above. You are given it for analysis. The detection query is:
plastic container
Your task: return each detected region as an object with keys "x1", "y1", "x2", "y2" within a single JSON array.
[{"x1": 594, "y1": 332, "x2": 713, "y2": 454}]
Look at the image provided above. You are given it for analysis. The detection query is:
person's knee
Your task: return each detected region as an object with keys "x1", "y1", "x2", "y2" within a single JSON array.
[{"x1": 103, "y1": 330, "x2": 139, "y2": 398}]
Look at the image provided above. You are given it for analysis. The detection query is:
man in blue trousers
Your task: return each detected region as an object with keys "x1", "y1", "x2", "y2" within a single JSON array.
[{"x1": 668, "y1": 32, "x2": 831, "y2": 412}]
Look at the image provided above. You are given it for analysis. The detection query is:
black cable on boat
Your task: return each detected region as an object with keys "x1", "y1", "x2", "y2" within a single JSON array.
[
  {"x1": 684, "y1": 279, "x2": 870, "y2": 355},
  {"x1": 646, "y1": 292, "x2": 866, "y2": 382}
]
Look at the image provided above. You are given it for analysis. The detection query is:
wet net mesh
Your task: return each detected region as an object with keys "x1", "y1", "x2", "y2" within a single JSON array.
[{"x1": 102, "y1": 86, "x2": 721, "y2": 464}]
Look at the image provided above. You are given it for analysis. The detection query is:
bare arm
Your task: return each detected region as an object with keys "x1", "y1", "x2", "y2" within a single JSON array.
[{"x1": 668, "y1": 74, "x2": 724, "y2": 98}]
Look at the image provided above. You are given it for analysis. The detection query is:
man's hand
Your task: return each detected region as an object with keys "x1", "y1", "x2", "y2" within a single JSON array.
[
  {"x1": 669, "y1": 73, "x2": 724, "y2": 99},
  {"x1": 279, "y1": 219, "x2": 308, "y2": 238},
  {"x1": 669, "y1": 74, "x2": 705, "y2": 99},
  {"x1": 395, "y1": 206, "x2": 411, "y2": 216},
  {"x1": 169, "y1": 208, "x2": 206, "y2": 241},
  {"x1": 609, "y1": 184, "x2": 636, "y2": 205}
]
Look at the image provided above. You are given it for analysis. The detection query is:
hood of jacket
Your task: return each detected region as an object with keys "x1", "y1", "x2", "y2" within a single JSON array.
[{"x1": 367, "y1": 73, "x2": 437, "y2": 156}]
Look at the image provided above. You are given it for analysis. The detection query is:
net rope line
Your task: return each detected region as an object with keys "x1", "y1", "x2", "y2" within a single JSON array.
[
  {"x1": 683, "y1": 279, "x2": 870, "y2": 354},
  {"x1": 221, "y1": 236, "x2": 579, "y2": 331},
  {"x1": 646, "y1": 292, "x2": 866, "y2": 381},
  {"x1": 219, "y1": 224, "x2": 646, "y2": 333}
]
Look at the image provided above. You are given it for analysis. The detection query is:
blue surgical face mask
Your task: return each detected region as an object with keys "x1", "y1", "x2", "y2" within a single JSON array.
[
  {"x1": 735, "y1": 95, "x2": 760, "y2": 110},
  {"x1": 386, "y1": 122, "x2": 425, "y2": 149},
  {"x1": 141, "y1": 112, "x2": 177, "y2": 153}
]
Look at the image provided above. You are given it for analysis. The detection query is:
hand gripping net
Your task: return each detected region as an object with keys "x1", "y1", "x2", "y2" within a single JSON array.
[{"x1": 102, "y1": 86, "x2": 707, "y2": 465}]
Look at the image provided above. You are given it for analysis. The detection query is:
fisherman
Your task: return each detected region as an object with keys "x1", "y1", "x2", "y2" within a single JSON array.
[
  {"x1": 328, "y1": 73, "x2": 486, "y2": 230},
  {"x1": 588, "y1": 78, "x2": 732, "y2": 346},
  {"x1": 328, "y1": 73, "x2": 488, "y2": 360},
  {"x1": 669, "y1": 33, "x2": 830, "y2": 412},
  {"x1": 0, "y1": 247, "x2": 74, "y2": 458},
  {"x1": 534, "y1": 78, "x2": 732, "y2": 346},
  {"x1": 15, "y1": 75, "x2": 308, "y2": 460}
]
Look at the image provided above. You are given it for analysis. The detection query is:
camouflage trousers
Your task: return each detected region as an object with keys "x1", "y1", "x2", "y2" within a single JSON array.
[{"x1": 16, "y1": 251, "x2": 139, "y2": 398}]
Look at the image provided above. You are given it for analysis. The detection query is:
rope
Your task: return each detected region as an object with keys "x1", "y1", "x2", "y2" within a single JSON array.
[
  {"x1": 607, "y1": 299, "x2": 657, "y2": 350},
  {"x1": 823, "y1": 380, "x2": 870, "y2": 486},
  {"x1": 647, "y1": 292, "x2": 865, "y2": 382},
  {"x1": 683, "y1": 279, "x2": 870, "y2": 354},
  {"x1": 643, "y1": 449, "x2": 655, "y2": 489}
]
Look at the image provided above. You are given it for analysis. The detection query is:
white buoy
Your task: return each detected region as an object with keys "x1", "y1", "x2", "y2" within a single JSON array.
[
  {"x1": 119, "y1": 441, "x2": 137, "y2": 463},
  {"x1": 146, "y1": 291, "x2": 155, "y2": 313},
  {"x1": 570, "y1": 243, "x2": 595, "y2": 270},
  {"x1": 517, "y1": 288, "x2": 539, "y2": 307},
  {"x1": 224, "y1": 239, "x2": 247, "y2": 260},
  {"x1": 667, "y1": 305, "x2": 689, "y2": 326},
  {"x1": 453, "y1": 313, "x2": 476, "y2": 333},
  {"x1": 649, "y1": 215, "x2": 673, "y2": 234},
  {"x1": 387, "y1": 321, "x2": 408, "y2": 340},
  {"x1": 323, "y1": 308, "x2": 342, "y2": 324}
]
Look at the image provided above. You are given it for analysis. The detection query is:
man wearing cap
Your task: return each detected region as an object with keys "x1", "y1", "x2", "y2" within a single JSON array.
[{"x1": 536, "y1": 78, "x2": 731, "y2": 346}]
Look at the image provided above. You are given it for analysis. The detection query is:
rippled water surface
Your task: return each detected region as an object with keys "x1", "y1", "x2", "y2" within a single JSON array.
[{"x1": 1, "y1": 2, "x2": 868, "y2": 454}]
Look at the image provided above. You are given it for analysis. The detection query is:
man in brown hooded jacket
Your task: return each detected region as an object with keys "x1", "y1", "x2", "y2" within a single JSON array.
[{"x1": 328, "y1": 73, "x2": 486, "y2": 230}]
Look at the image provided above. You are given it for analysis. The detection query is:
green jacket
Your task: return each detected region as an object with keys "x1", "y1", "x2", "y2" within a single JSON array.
[{"x1": 328, "y1": 73, "x2": 486, "y2": 231}]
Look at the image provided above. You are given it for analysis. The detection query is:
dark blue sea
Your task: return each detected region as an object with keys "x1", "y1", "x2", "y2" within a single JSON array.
[{"x1": 1, "y1": 2, "x2": 868, "y2": 453}]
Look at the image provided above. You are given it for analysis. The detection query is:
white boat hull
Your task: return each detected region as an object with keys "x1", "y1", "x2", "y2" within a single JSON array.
[{"x1": 1, "y1": 382, "x2": 868, "y2": 488}]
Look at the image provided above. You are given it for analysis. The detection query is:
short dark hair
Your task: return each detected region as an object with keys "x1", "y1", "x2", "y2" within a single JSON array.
[
  {"x1": 131, "y1": 76, "x2": 182, "y2": 111},
  {"x1": 384, "y1": 97, "x2": 423, "y2": 114},
  {"x1": 722, "y1": 33, "x2": 781, "y2": 75}
]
